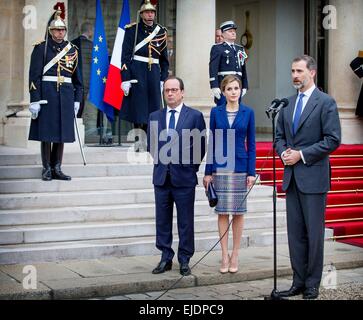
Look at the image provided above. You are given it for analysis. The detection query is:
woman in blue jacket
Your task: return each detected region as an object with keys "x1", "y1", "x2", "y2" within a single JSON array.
[{"x1": 204, "y1": 75, "x2": 256, "y2": 273}]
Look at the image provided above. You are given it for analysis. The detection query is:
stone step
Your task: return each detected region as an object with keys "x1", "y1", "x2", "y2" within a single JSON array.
[
  {"x1": 0, "y1": 176, "x2": 154, "y2": 193},
  {"x1": 0, "y1": 213, "x2": 287, "y2": 245},
  {"x1": 0, "y1": 185, "x2": 275, "y2": 210},
  {"x1": 0, "y1": 163, "x2": 154, "y2": 179},
  {"x1": 0, "y1": 228, "x2": 289, "y2": 265},
  {"x1": 0, "y1": 198, "x2": 286, "y2": 226},
  {"x1": 0, "y1": 146, "x2": 146, "y2": 166},
  {"x1": 0, "y1": 175, "x2": 265, "y2": 194}
]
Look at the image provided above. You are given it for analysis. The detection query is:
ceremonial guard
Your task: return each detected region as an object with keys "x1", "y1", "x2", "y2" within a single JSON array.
[
  {"x1": 28, "y1": 7, "x2": 83, "y2": 181},
  {"x1": 209, "y1": 21, "x2": 248, "y2": 105},
  {"x1": 350, "y1": 52, "x2": 363, "y2": 117},
  {"x1": 119, "y1": 0, "x2": 169, "y2": 146}
]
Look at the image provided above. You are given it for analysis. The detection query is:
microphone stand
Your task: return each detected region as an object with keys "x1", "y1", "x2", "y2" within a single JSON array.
[{"x1": 264, "y1": 105, "x2": 285, "y2": 300}]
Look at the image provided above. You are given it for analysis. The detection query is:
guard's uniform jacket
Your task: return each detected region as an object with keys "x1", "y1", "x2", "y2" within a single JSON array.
[
  {"x1": 209, "y1": 42, "x2": 248, "y2": 91},
  {"x1": 28, "y1": 37, "x2": 83, "y2": 142},
  {"x1": 119, "y1": 21, "x2": 169, "y2": 125},
  {"x1": 350, "y1": 56, "x2": 363, "y2": 117}
]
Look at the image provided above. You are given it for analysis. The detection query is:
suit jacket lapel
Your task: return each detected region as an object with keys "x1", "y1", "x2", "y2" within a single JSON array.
[
  {"x1": 219, "y1": 105, "x2": 230, "y2": 129},
  {"x1": 175, "y1": 104, "x2": 188, "y2": 133},
  {"x1": 231, "y1": 105, "x2": 245, "y2": 129},
  {"x1": 296, "y1": 88, "x2": 319, "y2": 134},
  {"x1": 286, "y1": 95, "x2": 296, "y2": 137},
  {"x1": 161, "y1": 107, "x2": 167, "y2": 132}
]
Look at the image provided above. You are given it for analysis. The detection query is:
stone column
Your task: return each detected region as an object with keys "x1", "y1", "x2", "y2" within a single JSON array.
[
  {"x1": 328, "y1": 0, "x2": 363, "y2": 144},
  {"x1": 176, "y1": 0, "x2": 215, "y2": 111}
]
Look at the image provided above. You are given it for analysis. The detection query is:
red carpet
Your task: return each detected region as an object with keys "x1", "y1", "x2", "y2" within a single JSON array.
[{"x1": 256, "y1": 142, "x2": 363, "y2": 248}]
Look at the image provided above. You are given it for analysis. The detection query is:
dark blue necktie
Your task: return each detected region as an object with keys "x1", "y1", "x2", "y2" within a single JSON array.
[
  {"x1": 167, "y1": 110, "x2": 176, "y2": 158},
  {"x1": 168, "y1": 109, "x2": 176, "y2": 131},
  {"x1": 293, "y1": 93, "x2": 304, "y2": 135}
]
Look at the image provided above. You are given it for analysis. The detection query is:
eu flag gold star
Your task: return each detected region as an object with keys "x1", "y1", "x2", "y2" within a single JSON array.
[
  {"x1": 93, "y1": 57, "x2": 98, "y2": 64},
  {"x1": 97, "y1": 69, "x2": 101, "y2": 76},
  {"x1": 94, "y1": 45, "x2": 99, "y2": 52},
  {"x1": 99, "y1": 36, "x2": 103, "y2": 42},
  {"x1": 102, "y1": 77, "x2": 107, "y2": 83}
]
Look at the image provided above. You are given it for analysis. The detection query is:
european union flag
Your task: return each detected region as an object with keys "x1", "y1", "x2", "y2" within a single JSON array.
[{"x1": 89, "y1": 0, "x2": 114, "y2": 122}]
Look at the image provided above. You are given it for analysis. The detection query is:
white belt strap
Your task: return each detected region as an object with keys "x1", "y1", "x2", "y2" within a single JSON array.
[
  {"x1": 218, "y1": 71, "x2": 242, "y2": 76},
  {"x1": 134, "y1": 25, "x2": 161, "y2": 53},
  {"x1": 133, "y1": 55, "x2": 159, "y2": 64},
  {"x1": 43, "y1": 43, "x2": 72, "y2": 75},
  {"x1": 42, "y1": 76, "x2": 72, "y2": 83}
]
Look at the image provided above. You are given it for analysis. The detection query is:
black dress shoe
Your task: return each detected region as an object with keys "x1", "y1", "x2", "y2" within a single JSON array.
[
  {"x1": 303, "y1": 287, "x2": 319, "y2": 300},
  {"x1": 152, "y1": 260, "x2": 172, "y2": 274},
  {"x1": 180, "y1": 263, "x2": 191, "y2": 276},
  {"x1": 278, "y1": 285, "x2": 305, "y2": 298}
]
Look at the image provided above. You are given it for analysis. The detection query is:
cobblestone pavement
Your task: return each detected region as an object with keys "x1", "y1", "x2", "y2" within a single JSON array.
[{"x1": 100, "y1": 267, "x2": 363, "y2": 300}]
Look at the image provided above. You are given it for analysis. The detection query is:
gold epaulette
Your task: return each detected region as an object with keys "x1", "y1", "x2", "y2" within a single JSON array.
[
  {"x1": 125, "y1": 22, "x2": 137, "y2": 28},
  {"x1": 32, "y1": 40, "x2": 45, "y2": 46}
]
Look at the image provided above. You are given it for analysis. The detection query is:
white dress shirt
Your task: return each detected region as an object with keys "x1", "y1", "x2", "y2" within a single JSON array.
[
  {"x1": 166, "y1": 103, "x2": 183, "y2": 131},
  {"x1": 224, "y1": 40, "x2": 235, "y2": 50},
  {"x1": 292, "y1": 84, "x2": 316, "y2": 120},
  {"x1": 283, "y1": 84, "x2": 316, "y2": 165}
]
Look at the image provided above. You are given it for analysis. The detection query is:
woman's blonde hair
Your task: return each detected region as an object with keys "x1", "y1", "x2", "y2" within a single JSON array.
[{"x1": 220, "y1": 75, "x2": 242, "y2": 92}]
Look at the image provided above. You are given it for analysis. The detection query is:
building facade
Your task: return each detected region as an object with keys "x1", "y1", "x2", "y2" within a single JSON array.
[{"x1": 1, "y1": 0, "x2": 362, "y2": 148}]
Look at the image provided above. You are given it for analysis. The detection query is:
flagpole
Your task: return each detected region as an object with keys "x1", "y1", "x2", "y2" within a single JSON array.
[
  {"x1": 99, "y1": 111, "x2": 103, "y2": 145},
  {"x1": 118, "y1": 113, "x2": 121, "y2": 146}
]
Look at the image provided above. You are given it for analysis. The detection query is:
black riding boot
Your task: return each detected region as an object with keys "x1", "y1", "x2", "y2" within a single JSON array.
[
  {"x1": 51, "y1": 143, "x2": 71, "y2": 180},
  {"x1": 41, "y1": 142, "x2": 52, "y2": 181}
]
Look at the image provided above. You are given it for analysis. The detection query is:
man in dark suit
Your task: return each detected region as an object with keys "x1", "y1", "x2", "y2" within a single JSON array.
[
  {"x1": 275, "y1": 55, "x2": 341, "y2": 299},
  {"x1": 147, "y1": 76, "x2": 206, "y2": 276}
]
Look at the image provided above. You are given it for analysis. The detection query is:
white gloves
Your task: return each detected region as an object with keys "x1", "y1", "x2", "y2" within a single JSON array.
[
  {"x1": 211, "y1": 88, "x2": 221, "y2": 100},
  {"x1": 29, "y1": 100, "x2": 47, "y2": 119},
  {"x1": 160, "y1": 81, "x2": 164, "y2": 92},
  {"x1": 74, "y1": 102, "x2": 80, "y2": 115},
  {"x1": 242, "y1": 88, "x2": 247, "y2": 97},
  {"x1": 29, "y1": 103, "x2": 41, "y2": 119},
  {"x1": 121, "y1": 81, "x2": 131, "y2": 96}
]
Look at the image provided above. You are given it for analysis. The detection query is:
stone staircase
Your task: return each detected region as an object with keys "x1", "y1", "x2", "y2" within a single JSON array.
[{"x1": 0, "y1": 145, "x2": 288, "y2": 265}]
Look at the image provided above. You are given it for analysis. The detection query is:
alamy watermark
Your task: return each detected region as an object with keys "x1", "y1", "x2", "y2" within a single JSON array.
[
  {"x1": 22, "y1": 265, "x2": 37, "y2": 290},
  {"x1": 322, "y1": 263, "x2": 337, "y2": 289},
  {"x1": 322, "y1": 5, "x2": 337, "y2": 30},
  {"x1": 126, "y1": 124, "x2": 238, "y2": 171},
  {"x1": 22, "y1": 5, "x2": 37, "y2": 30}
]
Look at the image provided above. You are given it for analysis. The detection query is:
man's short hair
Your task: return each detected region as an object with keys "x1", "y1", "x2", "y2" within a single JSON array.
[
  {"x1": 81, "y1": 22, "x2": 93, "y2": 34},
  {"x1": 164, "y1": 76, "x2": 184, "y2": 91},
  {"x1": 293, "y1": 55, "x2": 317, "y2": 71}
]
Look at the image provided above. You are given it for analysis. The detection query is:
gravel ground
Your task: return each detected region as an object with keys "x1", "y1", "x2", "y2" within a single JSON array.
[{"x1": 296, "y1": 283, "x2": 363, "y2": 300}]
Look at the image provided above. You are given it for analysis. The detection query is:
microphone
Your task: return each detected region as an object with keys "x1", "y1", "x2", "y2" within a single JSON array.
[
  {"x1": 275, "y1": 98, "x2": 289, "y2": 111},
  {"x1": 265, "y1": 99, "x2": 280, "y2": 118}
]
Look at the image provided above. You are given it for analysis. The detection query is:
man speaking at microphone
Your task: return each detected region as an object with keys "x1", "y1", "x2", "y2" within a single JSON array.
[{"x1": 275, "y1": 55, "x2": 341, "y2": 299}]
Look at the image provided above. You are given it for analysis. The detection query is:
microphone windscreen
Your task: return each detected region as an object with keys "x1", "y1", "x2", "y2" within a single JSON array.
[{"x1": 280, "y1": 98, "x2": 289, "y2": 107}]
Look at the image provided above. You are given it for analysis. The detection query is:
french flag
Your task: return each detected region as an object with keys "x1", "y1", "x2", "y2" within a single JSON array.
[{"x1": 103, "y1": 0, "x2": 130, "y2": 110}]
